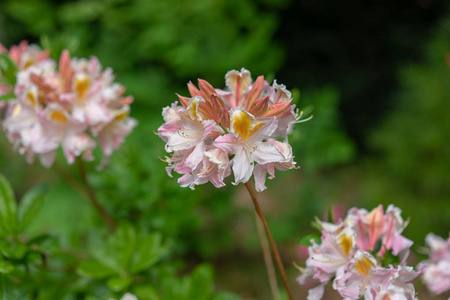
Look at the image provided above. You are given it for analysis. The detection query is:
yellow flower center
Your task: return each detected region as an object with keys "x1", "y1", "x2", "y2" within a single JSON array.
[
  {"x1": 354, "y1": 255, "x2": 375, "y2": 277},
  {"x1": 187, "y1": 96, "x2": 204, "y2": 121},
  {"x1": 25, "y1": 89, "x2": 36, "y2": 106},
  {"x1": 115, "y1": 110, "x2": 128, "y2": 121},
  {"x1": 74, "y1": 75, "x2": 91, "y2": 99},
  {"x1": 337, "y1": 232, "x2": 354, "y2": 257},
  {"x1": 231, "y1": 109, "x2": 254, "y2": 141},
  {"x1": 48, "y1": 110, "x2": 68, "y2": 123}
]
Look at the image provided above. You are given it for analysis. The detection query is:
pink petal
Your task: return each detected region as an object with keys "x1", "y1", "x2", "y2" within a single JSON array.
[{"x1": 231, "y1": 148, "x2": 253, "y2": 185}]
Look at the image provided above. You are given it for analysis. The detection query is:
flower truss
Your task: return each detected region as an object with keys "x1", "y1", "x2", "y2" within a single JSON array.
[
  {"x1": 420, "y1": 233, "x2": 450, "y2": 295},
  {"x1": 0, "y1": 41, "x2": 137, "y2": 167},
  {"x1": 158, "y1": 68, "x2": 306, "y2": 192},
  {"x1": 297, "y1": 205, "x2": 420, "y2": 300}
]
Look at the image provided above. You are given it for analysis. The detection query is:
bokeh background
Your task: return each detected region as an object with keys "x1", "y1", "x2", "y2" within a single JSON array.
[{"x1": 0, "y1": 0, "x2": 449, "y2": 299}]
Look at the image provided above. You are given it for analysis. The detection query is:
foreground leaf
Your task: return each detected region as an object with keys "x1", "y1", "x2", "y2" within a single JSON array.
[
  {"x1": 0, "y1": 174, "x2": 17, "y2": 235},
  {"x1": 18, "y1": 184, "x2": 48, "y2": 233}
]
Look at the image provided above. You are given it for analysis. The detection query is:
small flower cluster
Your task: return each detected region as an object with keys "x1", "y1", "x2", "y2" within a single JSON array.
[
  {"x1": 0, "y1": 41, "x2": 136, "y2": 167},
  {"x1": 298, "y1": 205, "x2": 420, "y2": 300},
  {"x1": 158, "y1": 68, "x2": 303, "y2": 191},
  {"x1": 420, "y1": 233, "x2": 450, "y2": 295},
  {"x1": 109, "y1": 293, "x2": 138, "y2": 300}
]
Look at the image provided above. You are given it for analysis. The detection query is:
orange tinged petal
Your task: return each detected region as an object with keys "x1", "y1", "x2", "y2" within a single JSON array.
[
  {"x1": 187, "y1": 81, "x2": 200, "y2": 97},
  {"x1": 247, "y1": 96, "x2": 269, "y2": 117},
  {"x1": 262, "y1": 100, "x2": 292, "y2": 118},
  {"x1": 177, "y1": 94, "x2": 190, "y2": 108},
  {"x1": 246, "y1": 75, "x2": 264, "y2": 109},
  {"x1": 198, "y1": 79, "x2": 216, "y2": 101},
  {"x1": 29, "y1": 73, "x2": 52, "y2": 93},
  {"x1": 59, "y1": 50, "x2": 73, "y2": 87}
]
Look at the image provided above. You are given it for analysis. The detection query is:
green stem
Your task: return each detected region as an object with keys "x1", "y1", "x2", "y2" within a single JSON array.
[{"x1": 76, "y1": 158, "x2": 116, "y2": 231}]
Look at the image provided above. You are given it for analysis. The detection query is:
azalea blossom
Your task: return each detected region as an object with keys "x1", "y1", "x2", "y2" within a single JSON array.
[
  {"x1": 333, "y1": 250, "x2": 394, "y2": 300},
  {"x1": 158, "y1": 68, "x2": 305, "y2": 191},
  {"x1": 420, "y1": 233, "x2": 450, "y2": 295},
  {"x1": 345, "y1": 205, "x2": 413, "y2": 257},
  {"x1": 1, "y1": 43, "x2": 136, "y2": 167},
  {"x1": 297, "y1": 205, "x2": 419, "y2": 300}
]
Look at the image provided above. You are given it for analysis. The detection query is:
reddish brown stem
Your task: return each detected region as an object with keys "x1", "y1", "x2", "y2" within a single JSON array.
[
  {"x1": 245, "y1": 182, "x2": 293, "y2": 300},
  {"x1": 76, "y1": 158, "x2": 116, "y2": 231},
  {"x1": 255, "y1": 213, "x2": 281, "y2": 300}
]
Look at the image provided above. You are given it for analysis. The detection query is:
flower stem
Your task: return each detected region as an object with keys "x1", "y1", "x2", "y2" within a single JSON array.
[
  {"x1": 244, "y1": 182, "x2": 293, "y2": 300},
  {"x1": 254, "y1": 213, "x2": 281, "y2": 300},
  {"x1": 76, "y1": 157, "x2": 116, "y2": 231}
]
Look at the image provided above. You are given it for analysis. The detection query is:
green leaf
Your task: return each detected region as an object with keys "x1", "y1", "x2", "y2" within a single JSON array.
[
  {"x1": 0, "y1": 76, "x2": 10, "y2": 84},
  {"x1": 77, "y1": 259, "x2": 117, "y2": 279},
  {"x1": 133, "y1": 284, "x2": 159, "y2": 300},
  {"x1": 0, "y1": 260, "x2": 14, "y2": 274},
  {"x1": 107, "y1": 276, "x2": 132, "y2": 292},
  {"x1": 328, "y1": 205, "x2": 335, "y2": 223},
  {"x1": 27, "y1": 234, "x2": 58, "y2": 253},
  {"x1": 130, "y1": 233, "x2": 164, "y2": 274},
  {"x1": 0, "y1": 53, "x2": 18, "y2": 85},
  {"x1": 186, "y1": 264, "x2": 213, "y2": 300},
  {"x1": 0, "y1": 94, "x2": 15, "y2": 102},
  {"x1": 0, "y1": 240, "x2": 27, "y2": 260},
  {"x1": 0, "y1": 174, "x2": 18, "y2": 235},
  {"x1": 298, "y1": 234, "x2": 320, "y2": 247},
  {"x1": 18, "y1": 184, "x2": 48, "y2": 233},
  {"x1": 91, "y1": 223, "x2": 136, "y2": 273},
  {"x1": 161, "y1": 276, "x2": 189, "y2": 300}
]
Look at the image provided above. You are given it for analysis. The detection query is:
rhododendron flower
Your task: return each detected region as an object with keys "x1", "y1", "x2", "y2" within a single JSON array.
[
  {"x1": 158, "y1": 68, "x2": 304, "y2": 191},
  {"x1": 420, "y1": 233, "x2": 450, "y2": 295},
  {"x1": 1, "y1": 43, "x2": 136, "y2": 167},
  {"x1": 297, "y1": 205, "x2": 419, "y2": 300},
  {"x1": 346, "y1": 205, "x2": 413, "y2": 256},
  {"x1": 333, "y1": 250, "x2": 394, "y2": 300}
]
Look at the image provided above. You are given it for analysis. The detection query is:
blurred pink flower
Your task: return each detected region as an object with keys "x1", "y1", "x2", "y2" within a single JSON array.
[
  {"x1": 2, "y1": 45, "x2": 136, "y2": 167},
  {"x1": 297, "y1": 205, "x2": 419, "y2": 300},
  {"x1": 420, "y1": 233, "x2": 450, "y2": 295}
]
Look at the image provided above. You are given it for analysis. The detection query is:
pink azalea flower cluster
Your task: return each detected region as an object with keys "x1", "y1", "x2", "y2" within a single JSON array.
[
  {"x1": 158, "y1": 68, "x2": 302, "y2": 191},
  {"x1": 420, "y1": 233, "x2": 450, "y2": 295},
  {"x1": 298, "y1": 205, "x2": 420, "y2": 300},
  {"x1": 1, "y1": 41, "x2": 136, "y2": 167}
]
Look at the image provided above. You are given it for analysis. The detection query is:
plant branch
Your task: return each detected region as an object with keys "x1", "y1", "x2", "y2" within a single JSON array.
[
  {"x1": 245, "y1": 182, "x2": 293, "y2": 300},
  {"x1": 76, "y1": 158, "x2": 116, "y2": 231}
]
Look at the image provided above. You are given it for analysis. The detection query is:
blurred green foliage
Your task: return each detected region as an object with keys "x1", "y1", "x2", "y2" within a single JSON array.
[{"x1": 362, "y1": 22, "x2": 450, "y2": 244}]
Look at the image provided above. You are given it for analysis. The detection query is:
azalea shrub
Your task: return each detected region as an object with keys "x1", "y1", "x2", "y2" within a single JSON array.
[{"x1": 0, "y1": 6, "x2": 450, "y2": 300}]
